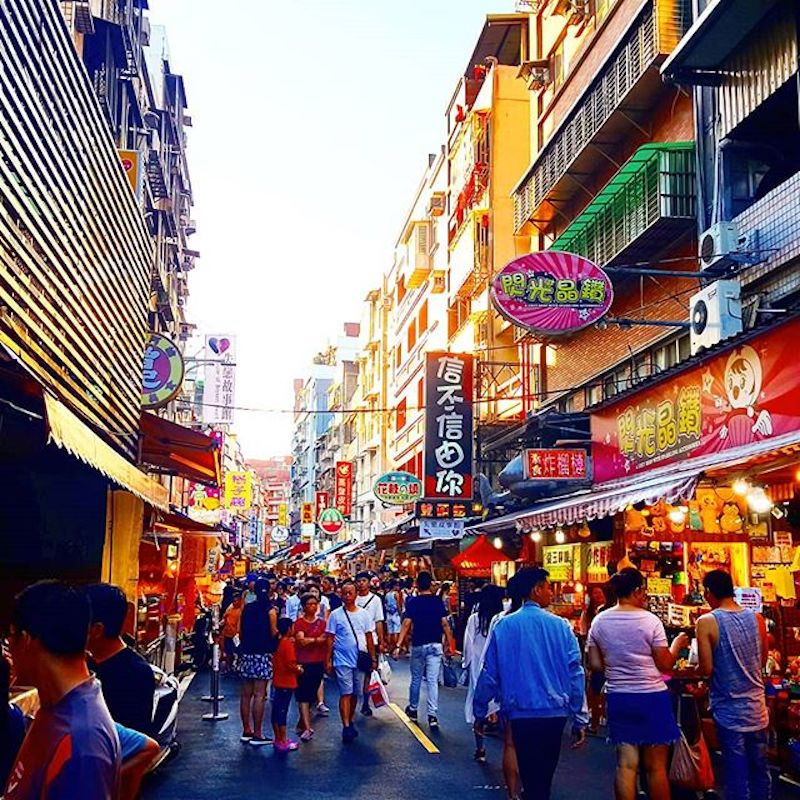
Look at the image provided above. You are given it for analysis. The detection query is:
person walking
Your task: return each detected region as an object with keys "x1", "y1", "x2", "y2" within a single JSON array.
[
  {"x1": 464, "y1": 583, "x2": 505, "y2": 754},
  {"x1": 355, "y1": 571, "x2": 385, "y2": 717},
  {"x1": 473, "y1": 568, "x2": 589, "y2": 800},
  {"x1": 384, "y1": 578, "x2": 404, "y2": 654},
  {"x1": 271, "y1": 618, "x2": 303, "y2": 753},
  {"x1": 696, "y1": 569, "x2": 770, "y2": 800},
  {"x1": 394, "y1": 571, "x2": 455, "y2": 730},
  {"x1": 294, "y1": 593, "x2": 328, "y2": 742},
  {"x1": 5, "y1": 581, "x2": 120, "y2": 799},
  {"x1": 587, "y1": 568, "x2": 687, "y2": 800},
  {"x1": 325, "y1": 580, "x2": 376, "y2": 743},
  {"x1": 238, "y1": 578, "x2": 278, "y2": 747}
]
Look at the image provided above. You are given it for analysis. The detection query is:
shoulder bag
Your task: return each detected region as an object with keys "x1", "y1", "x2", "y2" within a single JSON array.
[{"x1": 344, "y1": 609, "x2": 373, "y2": 673}]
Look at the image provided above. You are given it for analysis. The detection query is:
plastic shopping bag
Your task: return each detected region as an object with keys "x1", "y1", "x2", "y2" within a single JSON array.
[
  {"x1": 669, "y1": 730, "x2": 715, "y2": 792},
  {"x1": 368, "y1": 670, "x2": 390, "y2": 709},
  {"x1": 378, "y1": 654, "x2": 392, "y2": 685}
]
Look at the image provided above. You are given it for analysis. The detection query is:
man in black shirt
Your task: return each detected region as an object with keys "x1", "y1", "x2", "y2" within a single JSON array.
[
  {"x1": 86, "y1": 584, "x2": 155, "y2": 736},
  {"x1": 322, "y1": 576, "x2": 342, "y2": 612},
  {"x1": 394, "y1": 571, "x2": 455, "y2": 730}
]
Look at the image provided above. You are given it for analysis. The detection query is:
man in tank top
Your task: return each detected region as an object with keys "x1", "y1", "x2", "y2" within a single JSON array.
[{"x1": 696, "y1": 569, "x2": 770, "y2": 800}]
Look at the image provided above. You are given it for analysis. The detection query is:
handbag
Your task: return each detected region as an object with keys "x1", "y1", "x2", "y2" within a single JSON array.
[
  {"x1": 669, "y1": 695, "x2": 715, "y2": 791},
  {"x1": 344, "y1": 609, "x2": 373, "y2": 673},
  {"x1": 442, "y1": 658, "x2": 458, "y2": 689}
]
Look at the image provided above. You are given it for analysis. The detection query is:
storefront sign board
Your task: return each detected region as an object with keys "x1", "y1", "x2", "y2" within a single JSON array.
[
  {"x1": 524, "y1": 448, "x2": 589, "y2": 480},
  {"x1": 419, "y1": 519, "x2": 465, "y2": 539},
  {"x1": 141, "y1": 332, "x2": 185, "y2": 409},
  {"x1": 543, "y1": 544, "x2": 575, "y2": 582},
  {"x1": 374, "y1": 471, "x2": 422, "y2": 505},
  {"x1": 334, "y1": 461, "x2": 353, "y2": 517},
  {"x1": 223, "y1": 471, "x2": 252, "y2": 511}
]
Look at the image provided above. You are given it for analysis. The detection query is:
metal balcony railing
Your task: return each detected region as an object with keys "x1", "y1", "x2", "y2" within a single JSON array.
[{"x1": 550, "y1": 143, "x2": 696, "y2": 266}]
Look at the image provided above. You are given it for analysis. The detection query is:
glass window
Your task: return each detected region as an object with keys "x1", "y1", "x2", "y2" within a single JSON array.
[
  {"x1": 397, "y1": 399, "x2": 407, "y2": 431},
  {"x1": 677, "y1": 334, "x2": 691, "y2": 364}
]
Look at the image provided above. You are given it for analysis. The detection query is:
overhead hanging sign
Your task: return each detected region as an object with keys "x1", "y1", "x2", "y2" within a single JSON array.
[
  {"x1": 524, "y1": 449, "x2": 589, "y2": 480},
  {"x1": 591, "y1": 318, "x2": 800, "y2": 482},
  {"x1": 423, "y1": 352, "x2": 474, "y2": 501},
  {"x1": 277, "y1": 503, "x2": 289, "y2": 527},
  {"x1": 334, "y1": 462, "x2": 353, "y2": 517},
  {"x1": 491, "y1": 251, "x2": 613, "y2": 336},
  {"x1": 270, "y1": 526, "x2": 290, "y2": 545},
  {"x1": 301, "y1": 502, "x2": 315, "y2": 525},
  {"x1": 374, "y1": 471, "x2": 422, "y2": 505},
  {"x1": 315, "y1": 491, "x2": 330, "y2": 521},
  {"x1": 224, "y1": 471, "x2": 252, "y2": 511},
  {"x1": 420, "y1": 519, "x2": 465, "y2": 539},
  {"x1": 141, "y1": 332, "x2": 185, "y2": 409},
  {"x1": 318, "y1": 507, "x2": 345, "y2": 536},
  {"x1": 202, "y1": 334, "x2": 236, "y2": 425}
]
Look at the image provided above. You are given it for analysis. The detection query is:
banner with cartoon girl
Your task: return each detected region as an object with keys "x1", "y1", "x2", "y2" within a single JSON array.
[{"x1": 591, "y1": 318, "x2": 800, "y2": 483}]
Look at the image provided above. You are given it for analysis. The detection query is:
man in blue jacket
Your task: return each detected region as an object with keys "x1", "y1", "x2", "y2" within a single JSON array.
[{"x1": 473, "y1": 567, "x2": 588, "y2": 800}]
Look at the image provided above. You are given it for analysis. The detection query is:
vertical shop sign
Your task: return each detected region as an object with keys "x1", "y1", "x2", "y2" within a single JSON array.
[
  {"x1": 423, "y1": 352, "x2": 474, "y2": 500},
  {"x1": 202, "y1": 335, "x2": 237, "y2": 424},
  {"x1": 334, "y1": 462, "x2": 353, "y2": 517},
  {"x1": 277, "y1": 503, "x2": 289, "y2": 527},
  {"x1": 301, "y1": 502, "x2": 315, "y2": 525},
  {"x1": 223, "y1": 471, "x2": 252, "y2": 511},
  {"x1": 315, "y1": 491, "x2": 330, "y2": 522}
]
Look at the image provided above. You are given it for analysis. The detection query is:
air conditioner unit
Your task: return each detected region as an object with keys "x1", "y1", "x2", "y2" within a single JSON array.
[
  {"x1": 689, "y1": 279, "x2": 743, "y2": 355},
  {"x1": 698, "y1": 221, "x2": 755, "y2": 271},
  {"x1": 518, "y1": 60, "x2": 552, "y2": 92}
]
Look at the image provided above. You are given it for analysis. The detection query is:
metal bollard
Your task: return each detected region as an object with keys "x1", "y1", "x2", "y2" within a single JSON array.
[
  {"x1": 202, "y1": 605, "x2": 224, "y2": 702},
  {"x1": 202, "y1": 641, "x2": 228, "y2": 722}
]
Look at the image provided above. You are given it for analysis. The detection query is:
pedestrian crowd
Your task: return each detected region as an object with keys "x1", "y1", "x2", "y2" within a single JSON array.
[{"x1": 0, "y1": 563, "x2": 772, "y2": 800}]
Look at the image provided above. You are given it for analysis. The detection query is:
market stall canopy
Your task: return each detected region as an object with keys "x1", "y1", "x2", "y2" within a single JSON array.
[
  {"x1": 288, "y1": 542, "x2": 310, "y2": 557},
  {"x1": 139, "y1": 412, "x2": 221, "y2": 486},
  {"x1": 149, "y1": 508, "x2": 221, "y2": 536},
  {"x1": 306, "y1": 541, "x2": 351, "y2": 564},
  {"x1": 44, "y1": 393, "x2": 169, "y2": 510},
  {"x1": 452, "y1": 535, "x2": 512, "y2": 577},
  {"x1": 471, "y1": 429, "x2": 800, "y2": 532}
]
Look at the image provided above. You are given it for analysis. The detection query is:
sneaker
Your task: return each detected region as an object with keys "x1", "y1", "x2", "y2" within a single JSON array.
[
  {"x1": 249, "y1": 735, "x2": 273, "y2": 747},
  {"x1": 428, "y1": 716, "x2": 439, "y2": 730},
  {"x1": 474, "y1": 747, "x2": 487, "y2": 763},
  {"x1": 342, "y1": 725, "x2": 356, "y2": 743},
  {"x1": 240, "y1": 732, "x2": 254, "y2": 743},
  {"x1": 299, "y1": 729, "x2": 314, "y2": 742},
  {"x1": 404, "y1": 705, "x2": 418, "y2": 722},
  {"x1": 361, "y1": 704, "x2": 373, "y2": 717},
  {"x1": 316, "y1": 703, "x2": 330, "y2": 717}
]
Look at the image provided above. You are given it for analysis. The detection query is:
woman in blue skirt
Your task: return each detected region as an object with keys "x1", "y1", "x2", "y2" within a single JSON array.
[{"x1": 587, "y1": 567, "x2": 688, "y2": 800}]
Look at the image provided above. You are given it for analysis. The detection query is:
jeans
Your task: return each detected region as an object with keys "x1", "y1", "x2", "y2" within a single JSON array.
[
  {"x1": 409, "y1": 643, "x2": 443, "y2": 716},
  {"x1": 510, "y1": 717, "x2": 567, "y2": 800},
  {"x1": 716, "y1": 725, "x2": 771, "y2": 800}
]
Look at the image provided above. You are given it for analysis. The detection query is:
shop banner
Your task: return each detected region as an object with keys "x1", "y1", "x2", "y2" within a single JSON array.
[
  {"x1": 301, "y1": 502, "x2": 315, "y2": 525},
  {"x1": 542, "y1": 544, "x2": 575, "y2": 582},
  {"x1": 586, "y1": 541, "x2": 612, "y2": 583},
  {"x1": 419, "y1": 519, "x2": 465, "y2": 539},
  {"x1": 491, "y1": 252, "x2": 613, "y2": 336},
  {"x1": 592, "y1": 320, "x2": 800, "y2": 482},
  {"x1": 334, "y1": 462, "x2": 353, "y2": 517},
  {"x1": 315, "y1": 491, "x2": 330, "y2": 521},
  {"x1": 202, "y1": 335, "x2": 236, "y2": 425},
  {"x1": 224, "y1": 471, "x2": 252, "y2": 511},
  {"x1": 423, "y1": 352, "x2": 474, "y2": 500},
  {"x1": 277, "y1": 503, "x2": 289, "y2": 527},
  {"x1": 524, "y1": 448, "x2": 589, "y2": 480}
]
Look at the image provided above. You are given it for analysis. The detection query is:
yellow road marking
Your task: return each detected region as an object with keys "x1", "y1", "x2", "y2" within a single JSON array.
[{"x1": 388, "y1": 702, "x2": 440, "y2": 754}]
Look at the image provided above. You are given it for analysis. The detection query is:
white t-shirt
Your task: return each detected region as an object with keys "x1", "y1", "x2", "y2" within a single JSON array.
[
  {"x1": 319, "y1": 595, "x2": 330, "y2": 618},
  {"x1": 587, "y1": 607, "x2": 669, "y2": 694},
  {"x1": 326, "y1": 606, "x2": 375, "y2": 668},
  {"x1": 356, "y1": 593, "x2": 384, "y2": 643}
]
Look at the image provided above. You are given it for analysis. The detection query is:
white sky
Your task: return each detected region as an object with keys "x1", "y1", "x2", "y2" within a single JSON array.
[{"x1": 147, "y1": 0, "x2": 512, "y2": 458}]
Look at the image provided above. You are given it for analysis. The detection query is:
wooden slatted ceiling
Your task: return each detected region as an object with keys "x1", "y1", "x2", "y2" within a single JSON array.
[{"x1": 0, "y1": 0, "x2": 152, "y2": 458}]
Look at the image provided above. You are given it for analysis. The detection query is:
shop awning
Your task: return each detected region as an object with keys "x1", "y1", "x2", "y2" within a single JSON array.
[
  {"x1": 139, "y1": 412, "x2": 221, "y2": 486},
  {"x1": 149, "y1": 508, "x2": 221, "y2": 536},
  {"x1": 473, "y1": 429, "x2": 800, "y2": 532},
  {"x1": 306, "y1": 541, "x2": 351, "y2": 564},
  {"x1": 288, "y1": 542, "x2": 310, "y2": 557},
  {"x1": 44, "y1": 393, "x2": 169, "y2": 511},
  {"x1": 452, "y1": 535, "x2": 512, "y2": 576}
]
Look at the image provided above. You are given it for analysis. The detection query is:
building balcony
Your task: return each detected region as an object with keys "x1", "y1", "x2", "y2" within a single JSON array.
[
  {"x1": 550, "y1": 143, "x2": 696, "y2": 266},
  {"x1": 513, "y1": 0, "x2": 690, "y2": 235}
]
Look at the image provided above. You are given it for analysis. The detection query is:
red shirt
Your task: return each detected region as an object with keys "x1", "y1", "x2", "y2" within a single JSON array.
[
  {"x1": 294, "y1": 617, "x2": 328, "y2": 664},
  {"x1": 272, "y1": 638, "x2": 300, "y2": 689}
]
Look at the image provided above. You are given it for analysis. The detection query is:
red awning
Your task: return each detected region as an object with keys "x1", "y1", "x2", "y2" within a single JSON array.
[
  {"x1": 452, "y1": 535, "x2": 512, "y2": 576},
  {"x1": 289, "y1": 542, "x2": 310, "y2": 557},
  {"x1": 140, "y1": 412, "x2": 221, "y2": 486}
]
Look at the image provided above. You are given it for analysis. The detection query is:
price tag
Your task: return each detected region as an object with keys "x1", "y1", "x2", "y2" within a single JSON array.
[{"x1": 647, "y1": 577, "x2": 673, "y2": 596}]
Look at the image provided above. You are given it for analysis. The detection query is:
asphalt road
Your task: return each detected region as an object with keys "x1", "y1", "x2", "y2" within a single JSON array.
[{"x1": 143, "y1": 660, "x2": 799, "y2": 800}]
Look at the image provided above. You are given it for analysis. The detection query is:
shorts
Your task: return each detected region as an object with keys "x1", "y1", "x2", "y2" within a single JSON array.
[
  {"x1": 334, "y1": 665, "x2": 366, "y2": 696},
  {"x1": 386, "y1": 613, "x2": 402, "y2": 635},
  {"x1": 238, "y1": 653, "x2": 273, "y2": 681},
  {"x1": 607, "y1": 690, "x2": 680, "y2": 746},
  {"x1": 295, "y1": 662, "x2": 325, "y2": 704},
  {"x1": 271, "y1": 687, "x2": 293, "y2": 727}
]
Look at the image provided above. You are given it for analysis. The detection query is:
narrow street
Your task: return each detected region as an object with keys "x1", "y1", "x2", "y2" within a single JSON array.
[{"x1": 144, "y1": 661, "x2": 799, "y2": 800}]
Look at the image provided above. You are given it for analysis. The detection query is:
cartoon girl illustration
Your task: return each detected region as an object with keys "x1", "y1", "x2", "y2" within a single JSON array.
[{"x1": 718, "y1": 345, "x2": 773, "y2": 447}]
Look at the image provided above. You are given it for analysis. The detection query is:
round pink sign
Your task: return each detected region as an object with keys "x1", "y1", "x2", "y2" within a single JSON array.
[{"x1": 491, "y1": 251, "x2": 614, "y2": 336}]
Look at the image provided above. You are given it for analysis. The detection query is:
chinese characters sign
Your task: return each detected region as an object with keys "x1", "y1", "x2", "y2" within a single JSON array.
[
  {"x1": 224, "y1": 471, "x2": 252, "y2": 511},
  {"x1": 592, "y1": 319, "x2": 800, "y2": 482},
  {"x1": 419, "y1": 519, "x2": 465, "y2": 539},
  {"x1": 415, "y1": 500, "x2": 476, "y2": 519},
  {"x1": 542, "y1": 544, "x2": 576, "y2": 582},
  {"x1": 423, "y1": 352, "x2": 474, "y2": 500},
  {"x1": 491, "y1": 252, "x2": 614, "y2": 336},
  {"x1": 277, "y1": 503, "x2": 289, "y2": 527},
  {"x1": 334, "y1": 461, "x2": 353, "y2": 517},
  {"x1": 374, "y1": 471, "x2": 422, "y2": 506},
  {"x1": 301, "y1": 502, "x2": 315, "y2": 525},
  {"x1": 314, "y1": 491, "x2": 330, "y2": 521},
  {"x1": 202, "y1": 334, "x2": 236, "y2": 425},
  {"x1": 524, "y1": 449, "x2": 588, "y2": 481},
  {"x1": 141, "y1": 332, "x2": 184, "y2": 409}
]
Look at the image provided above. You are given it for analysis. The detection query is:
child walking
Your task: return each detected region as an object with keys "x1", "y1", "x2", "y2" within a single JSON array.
[{"x1": 272, "y1": 617, "x2": 304, "y2": 752}]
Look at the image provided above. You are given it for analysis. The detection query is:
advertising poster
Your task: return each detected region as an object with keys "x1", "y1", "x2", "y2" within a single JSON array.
[{"x1": 202, "y1": 335, "x2": 236, "y2": 425}]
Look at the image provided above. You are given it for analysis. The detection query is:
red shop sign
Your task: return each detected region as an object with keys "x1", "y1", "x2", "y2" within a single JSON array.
[
  {"x1": 334, "y1": 461, "x2": 353, "y2": 518},
  {"x1": 591, "y1": 319, "x2": 800, "y2": 483}
]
